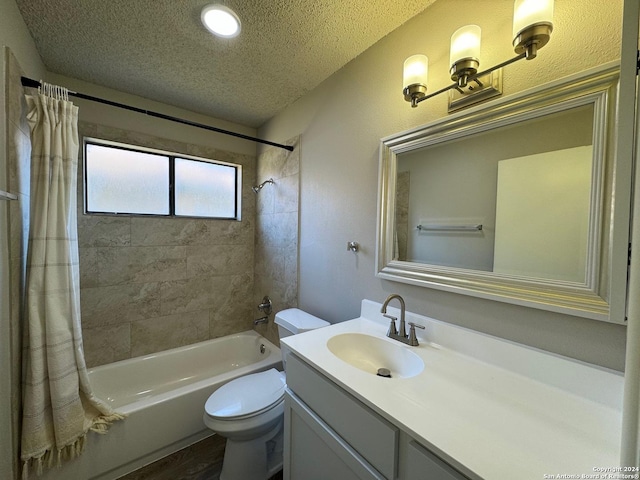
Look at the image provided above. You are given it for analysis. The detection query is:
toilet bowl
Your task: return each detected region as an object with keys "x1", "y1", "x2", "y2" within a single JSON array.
[{"x1": 203, "y1": 308, "x2": 329, "y2": 480}]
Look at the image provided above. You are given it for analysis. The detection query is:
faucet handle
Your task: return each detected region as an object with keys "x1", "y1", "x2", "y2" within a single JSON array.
[
  {"x1": 383, "y1": 314, "x2": 398, "y2": 336},
  {"x1": 407, "y1": 322, "x2": 425, "y2": 346}
]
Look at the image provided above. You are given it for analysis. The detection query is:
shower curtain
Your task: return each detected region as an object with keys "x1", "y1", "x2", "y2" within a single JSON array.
[{"x1": 20, "y1": 83, "x2": 122, "y2": 478}]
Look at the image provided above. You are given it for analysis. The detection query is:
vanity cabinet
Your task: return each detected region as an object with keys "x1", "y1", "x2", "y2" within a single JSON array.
[
  {"x1": 284, "y1": 353, "x2": 469, "y2": 480},
  {"x1": 400, "y1": 439, "x2": 469, "y2": 480},
  {"x1": 285, "y1": 392, "x2": 386, "y2": 480}
]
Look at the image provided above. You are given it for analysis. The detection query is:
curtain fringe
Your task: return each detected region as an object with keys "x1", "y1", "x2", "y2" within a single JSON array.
[
  {"x1": 89, "y1": 412, "x2": 127, "y2": 434},
  {"x1": 21, "y1": 412, "x2": 126, "y2": 479}
]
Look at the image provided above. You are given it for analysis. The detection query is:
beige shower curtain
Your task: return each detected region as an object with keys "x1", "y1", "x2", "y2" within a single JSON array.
[{"x1": 20, "y1": 84, "x2": 122, "y2": 478}]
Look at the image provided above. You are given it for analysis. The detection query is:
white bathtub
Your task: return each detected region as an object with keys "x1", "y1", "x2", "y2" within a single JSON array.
[{"x1": 37, "y1": 330, "x2": 281, "y2": 480}]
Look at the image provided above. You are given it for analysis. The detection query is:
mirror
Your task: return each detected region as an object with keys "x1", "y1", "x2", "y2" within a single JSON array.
[{"x1": 377, "y1": 63, "x2": 624, "y2": 322}]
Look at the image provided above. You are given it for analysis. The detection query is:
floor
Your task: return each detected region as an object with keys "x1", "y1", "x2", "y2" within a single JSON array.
[{"x1": 116, "y1": 434, "x2": 283, "y2": 480}]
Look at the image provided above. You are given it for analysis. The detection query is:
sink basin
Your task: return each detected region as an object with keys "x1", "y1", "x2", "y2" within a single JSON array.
[{"x1": 326, "y1": 333, "x2": 424, "y2": 379}]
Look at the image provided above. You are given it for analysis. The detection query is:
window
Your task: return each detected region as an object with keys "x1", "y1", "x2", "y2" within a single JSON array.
[{"x1": 84, "y1": 139, "x2": 241, "y2": 219}]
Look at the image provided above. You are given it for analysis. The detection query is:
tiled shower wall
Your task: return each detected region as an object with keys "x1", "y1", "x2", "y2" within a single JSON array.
[
  {"x1": 395, "y1": 171, "x2": 410, "y2": 261},
  {"x1": 7, "y1": 55, "x2": 301, "y2": 372},
  {"x1": 253, "y1": 136, "x2": 300, "y2": 346},
  {"x1": 5, "y1": 47, "x2": 300, "y2": 478},
  {"x1": 77, "y1": 122, "x2": 258, "y2": 367}
]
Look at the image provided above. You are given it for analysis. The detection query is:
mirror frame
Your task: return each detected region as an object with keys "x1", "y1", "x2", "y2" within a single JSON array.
[{"x1": 377, "y1": 63, "x2": 627, "y2": 323}]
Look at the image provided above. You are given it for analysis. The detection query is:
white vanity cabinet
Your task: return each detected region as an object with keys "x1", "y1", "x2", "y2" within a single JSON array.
[
  {"x1": 281, "y1": 303, "x2": 624, "y2": 479},
  {"x1": 284, "y1": 353, "x2": 469, "y2": 480},
  {"x1": 399, "y1": 437, "x2": 469, "y2": 480}
]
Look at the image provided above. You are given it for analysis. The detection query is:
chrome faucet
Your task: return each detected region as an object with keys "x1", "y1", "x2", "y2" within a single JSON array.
[
  {"x1": 381, "y1": 294, "x2": 407, "y2": 337},
  {"x1": 253, "y1": 316, "x2": 269, "y2": 325},
  {"x1": 254, "y1": 296, "x2": 272, "y2": 325},
  {"x1": 380, "y1": 294, "x2": 425, "y2": 346},
  {"x1": 257, "y1": 296, "x2": 272, "y2": 315}
]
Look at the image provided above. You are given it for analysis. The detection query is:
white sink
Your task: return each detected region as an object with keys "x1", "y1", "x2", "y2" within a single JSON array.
[{"x1": 326, "y1": 333, "x2": 424, "y2": 379}]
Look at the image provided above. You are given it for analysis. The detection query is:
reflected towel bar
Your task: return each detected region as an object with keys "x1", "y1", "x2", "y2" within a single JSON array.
[{"x1": 417, "y1": 224, "x2": 483, "y2": 231}]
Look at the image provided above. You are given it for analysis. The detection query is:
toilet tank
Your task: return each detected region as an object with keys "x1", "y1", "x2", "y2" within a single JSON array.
[{"x1": 275, "y1": 308, "x2": 329, "y2": 369}]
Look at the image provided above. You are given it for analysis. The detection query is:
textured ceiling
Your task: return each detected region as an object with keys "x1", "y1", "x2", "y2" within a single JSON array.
[{"x1": 15, "y1": 0, "x2": 437, "y2": 127}]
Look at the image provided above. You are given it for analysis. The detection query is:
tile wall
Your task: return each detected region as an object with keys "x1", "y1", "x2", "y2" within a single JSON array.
[
  {"x1": 395, "y1": 171, "x2": 410, "y2": 261},
  {"x1": 5, "y1": 48, "x2": 301, "y2": 480},
  {"x1": 253, "y1": 136, "x2": 300, "y2": 346},
  {"x1": 77, "y1": 122, "x2": 258, "y2": 367}
]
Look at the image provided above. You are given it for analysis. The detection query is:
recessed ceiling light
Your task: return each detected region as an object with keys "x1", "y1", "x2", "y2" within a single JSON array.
[{"x1": 201, "y1": 4, "x2": 241, "y2": 39}]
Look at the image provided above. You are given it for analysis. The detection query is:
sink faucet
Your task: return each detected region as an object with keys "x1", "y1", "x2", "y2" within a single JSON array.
[
  {"x1": 381, "y1": 294, "x2": 407, "y2": 337},
  {"x1": 380, "y1": 294, "x2": 425, "y2": 346}
]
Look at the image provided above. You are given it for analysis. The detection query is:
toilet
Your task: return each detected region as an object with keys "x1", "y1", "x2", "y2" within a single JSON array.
[{"x1": 203, "y1": 308, "x2": 329, "y2": 480}]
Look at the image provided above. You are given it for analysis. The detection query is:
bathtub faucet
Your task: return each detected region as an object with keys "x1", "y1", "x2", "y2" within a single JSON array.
[
  {"x1": 253, "y1": 316, "x2": 269, "y2": 325},
  {"x1": 257, "y1": 296, "x2": 272, "y2": 315},
  {"x1": 254, "y1": 296, "x2": 272, "y2": 325}
]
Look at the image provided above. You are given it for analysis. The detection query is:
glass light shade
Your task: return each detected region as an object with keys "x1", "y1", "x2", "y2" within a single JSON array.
[
  {"x1": 201, "y1": 4, "x2": 241, "y2": 38},
  {"x1": 403, "y1": 55, "x2": 429, "y2": 89},
  {"x1": 449, "y1": 25, "x2": 481, "y2": 67},
  {"x1": 512, "y1": 0, "x2": 554, "y2": 39}
]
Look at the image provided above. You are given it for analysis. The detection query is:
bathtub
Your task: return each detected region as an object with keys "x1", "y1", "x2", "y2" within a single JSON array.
[{"x1": 37, "y1": 330, "x2": 281, "y2": 480}]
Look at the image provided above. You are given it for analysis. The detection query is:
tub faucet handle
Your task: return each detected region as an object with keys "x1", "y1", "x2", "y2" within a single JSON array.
[{"x1": 257, "y1": 296, "x2": 272, "y2": 315}]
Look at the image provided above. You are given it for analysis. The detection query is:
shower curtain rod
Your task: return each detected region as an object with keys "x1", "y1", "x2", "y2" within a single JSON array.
[{"x1": 20, "y1": 77, "x2": 294, "y2": 152}]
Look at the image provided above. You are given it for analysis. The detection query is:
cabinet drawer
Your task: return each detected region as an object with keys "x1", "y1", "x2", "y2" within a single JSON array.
[
  {"x1": 285, "y1": 392, "x2": 386, "y2": 480},
  {"x1": 406, "y1": 441, "x2": 468, "y2": 480},
  {"x1": 286, "y1": 354, "x2": 398, "y2": 479}
]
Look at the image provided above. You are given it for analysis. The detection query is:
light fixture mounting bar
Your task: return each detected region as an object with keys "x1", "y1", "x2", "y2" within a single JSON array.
[
  {"x1": 414, "y1": 52, "x2": 526, "y2": 107},
  {"x1": 448, "y1": 69, "x2": 502, "y2": 112}
]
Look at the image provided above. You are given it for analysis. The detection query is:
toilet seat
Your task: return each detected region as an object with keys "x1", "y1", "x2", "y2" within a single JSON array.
[{"x1": 205, "y1": 368, "x2": 285, "y2": 421}]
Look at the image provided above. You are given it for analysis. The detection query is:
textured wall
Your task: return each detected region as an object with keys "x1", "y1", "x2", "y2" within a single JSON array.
[
  {"x1": 77, "y1": 122, "x2": 257, "y2": 366},
  {"x1": 258, "y1": 0, "x2": 627, "y2": 370}
]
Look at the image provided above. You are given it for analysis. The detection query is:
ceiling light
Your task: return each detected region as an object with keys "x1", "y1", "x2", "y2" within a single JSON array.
[{"x1": 201, "y1": 4, "x2": 241, "y2": 39}]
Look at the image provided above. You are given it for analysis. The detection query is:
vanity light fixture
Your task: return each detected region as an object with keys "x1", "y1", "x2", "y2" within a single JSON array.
[
  {"x1": 403, "y1": 0, "x2": 554, "y2": 109},
  {"x1": 449, "y1": 24, "x2": 482, "y2": 88},
  {"x1": 201, "y1": 4, "x2": 241, "y2": 38}
]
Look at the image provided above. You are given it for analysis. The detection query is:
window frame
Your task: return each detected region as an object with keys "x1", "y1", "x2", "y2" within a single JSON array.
[{"x1": 83, "y1": 137, "x2": 242, "y2": 220}]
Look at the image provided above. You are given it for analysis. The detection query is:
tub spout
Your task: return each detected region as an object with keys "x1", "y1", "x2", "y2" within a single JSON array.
[{"x1": 253, "y1": 316, "x2": 269, "y2": 325}]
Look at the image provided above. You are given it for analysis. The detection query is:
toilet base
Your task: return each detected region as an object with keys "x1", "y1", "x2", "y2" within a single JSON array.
[{"x1": 220, "y1": 418, "x2": 284, "y2": 480}]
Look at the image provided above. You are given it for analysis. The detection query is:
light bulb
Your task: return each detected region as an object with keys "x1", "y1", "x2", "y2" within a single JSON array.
[
  {"x1": 403, "y1": 55, "x2": 429, "y2": 89},
  {"x1": 402, "y1": 55, "x2": 429, "y2": 107},
  {"x1": 512, "y1": 0, "x2": 554, "y2": 57},
  {"x1": 450, "y1": 25, "x2": 481, "y2": 68},
  {"x1": 201, "y1": 5, "x2": 241, "y2": 38}
]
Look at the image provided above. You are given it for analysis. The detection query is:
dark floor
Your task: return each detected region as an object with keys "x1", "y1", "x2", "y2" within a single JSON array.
[{"x1": 117, "y1": 434, "x2": 283, "y2": 480}]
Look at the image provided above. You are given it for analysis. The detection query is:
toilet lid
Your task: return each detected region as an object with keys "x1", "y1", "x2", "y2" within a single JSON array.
[{"x1": 204, "y1": 368, "x2": 286, "y2": 419}]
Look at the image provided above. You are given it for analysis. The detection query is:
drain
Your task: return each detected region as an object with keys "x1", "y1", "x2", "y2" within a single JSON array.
[{"x1": 376, "y1": 368, "x2": 392, "y2": 378}]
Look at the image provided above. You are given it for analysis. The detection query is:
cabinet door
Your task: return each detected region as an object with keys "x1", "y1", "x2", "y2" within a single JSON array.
[
  {"x1": 286, "y1": 352, "x2": 398, "y2": 478},
  {"x1": 285, "y1": 392, "x2": 386, "y2": 480},
  {"x1": 405, "y1": 441, "x2": 468, "y2": 480}
]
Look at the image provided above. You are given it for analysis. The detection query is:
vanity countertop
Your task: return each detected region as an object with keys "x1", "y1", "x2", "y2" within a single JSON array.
[{"x1": 281, "y1": 300, "x2": 623, "y2": 480}]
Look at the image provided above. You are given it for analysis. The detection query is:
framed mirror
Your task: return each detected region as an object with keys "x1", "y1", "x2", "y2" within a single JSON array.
[{"x1": 377, "y1": 63, "x2": 628, "y2": 323}]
